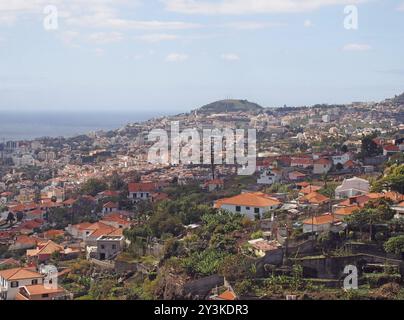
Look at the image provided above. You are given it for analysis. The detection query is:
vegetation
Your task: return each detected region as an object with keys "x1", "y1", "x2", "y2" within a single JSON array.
[{"x1": 384, "y1": 236, "x2": 404, "y2": 256}]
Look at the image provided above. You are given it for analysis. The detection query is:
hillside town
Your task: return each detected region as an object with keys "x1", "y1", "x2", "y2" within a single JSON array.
[{"x1": 1, "y1": 93, "x2": 404, "y2": 300}]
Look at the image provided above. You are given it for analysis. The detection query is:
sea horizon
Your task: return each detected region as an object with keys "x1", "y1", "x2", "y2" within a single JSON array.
[{"x1": 0, "y1": 110, "x2": 168, "y2": 141}]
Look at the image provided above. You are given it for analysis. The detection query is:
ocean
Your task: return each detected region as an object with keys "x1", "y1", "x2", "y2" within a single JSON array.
[{"x1": 0, "y1": 111, "x2": 163, "y2": 141}]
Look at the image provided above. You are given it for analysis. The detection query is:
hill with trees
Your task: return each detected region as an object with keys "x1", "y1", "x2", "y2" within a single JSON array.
[{"x1": 196, "y1": 99, "x2": 264, "y2": 114}]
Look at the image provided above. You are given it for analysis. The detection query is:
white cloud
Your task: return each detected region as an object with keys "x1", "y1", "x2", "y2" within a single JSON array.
[
  {"x1": 135, "y1": 33, "x2": 180, "y2": 43},
  {"x1": 163, "y1": 0, "x2": 368, "y2": 15},
  {"x1": 221, "y1": 53, "x2": 240, "y2": 61},
  {"x1": 224, "y1": 21, "x2": 285, "y2": 30},
  {"x1": 66, "y1": 16, "x2": 202, "y2": 30},
  {"x1": 165, "y1": 53, "x2": 189, "y2": 62},
  {"x1": 398, "y1": 2, "x2": 404, "y2": 11},
  {"x1": 304, "y1": 19, "x2": 313, "y2": 27},
  {"x1": 88, "y1": 32, "x2": 123, "y2": 44},
  {"x1": 0, "y1": 1, "x2": 201, "y2": 31},
  {"x1": 343, "y1": 43, "x2": 371, "y2": 51}
]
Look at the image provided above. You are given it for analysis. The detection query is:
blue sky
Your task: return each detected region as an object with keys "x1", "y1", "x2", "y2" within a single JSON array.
[{"x1": 0, "y1": 0, "x2": 404, "y2": 113}]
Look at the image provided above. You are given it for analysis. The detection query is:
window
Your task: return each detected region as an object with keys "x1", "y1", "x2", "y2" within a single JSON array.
[
  {"x1": 141, "y1": 193, "x2": 144, "y2": 198},
  {"x1": 101, "y1": 245, "x2": 105, "y2": 249},
  {"x1": 236, "y1": 206, "x2": 241, "y2": 212},
  {"x1": 246, "y1": 207, "x2": 250, "y2": 210},
  {"x1": 32, "y1": 279, "x2": 38, "y2": 285},
  {"x1": 42, "y1": 294, "x2": 49, "y2": 298},
  {"x1": 112, "y1": 245, "x2": 116, "y2": 250},
  {"x1": 254, "y1": 208, "x2": 260, "y2": 214},
  {"x1": 11, "y1": 281, "x2": 19, "y2": 288}
]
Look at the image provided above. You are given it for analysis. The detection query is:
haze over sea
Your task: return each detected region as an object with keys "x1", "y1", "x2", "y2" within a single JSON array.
[{"x1": 0, "y1": 111, "x2": 164, "y2": 141}]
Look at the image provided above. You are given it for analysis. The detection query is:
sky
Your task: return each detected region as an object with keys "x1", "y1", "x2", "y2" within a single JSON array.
[{"x1": 0, "y1": 0, "x2": 404, "y2": 113}]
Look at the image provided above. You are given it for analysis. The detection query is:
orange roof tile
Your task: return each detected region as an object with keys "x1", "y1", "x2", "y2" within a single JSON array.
[
  {"x1": 103, "y1": 201, "x2": 118, "y2": 209},
  {"x1": 23, "y1": 284, "x2": 65, "y2": 296},
  {"x1": 335, "y1": 205, "x2": 359, "y2": 216},
  {"x1": 300, "y1": 192, "x2": 329, "y2": 204},
  {"x1": 0, "y1": 268, "x2": 43, "y2": 281},
  {"x1": 128, "y1": 182, "x2": 156, "y2": 193},
  {"x1": 215, "y1": 192, "x2": 281, "y2": 208},
  {"x1": 303, "y1": 214, "x2": 340, "y2": 225},
  {"x1": 300, "y1": 185, "x2": 322, "y2": 195},
  {"x1": 217, "y1": 290, "x2": 237, "y2": 301}
]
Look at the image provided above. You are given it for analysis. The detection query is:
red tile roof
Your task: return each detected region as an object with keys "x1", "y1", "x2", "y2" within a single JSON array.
[
  {"x1": 128, "y1": 182, "x2": 157, "y2": 193},
  {"x1": 303, "y1": 214, "x2": 340, "y2": 225},
  {"x1": 215, "y1": 192, "x2": 281, "y2": 208}
]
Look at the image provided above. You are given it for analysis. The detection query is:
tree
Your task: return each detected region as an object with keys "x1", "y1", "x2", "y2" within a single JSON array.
[
  {"x1": 108, "y1": 172, "x2": 126, "y2": 191},
  {"x1": 381, "y1": 164, "x2": 404, "y2": 194},
  {"x1": 347, "y1": 203, "x2": 395, "y2": 240},
  {"x1": 384, "y1": 235, "x2": 404, "y2": 256},
  {"x1": 182, "y1": 249, "x2": 229, "y2": 276},
  {"x1": 219, "y1": 254, "x2": 253, "y2": 282},
  {"x1": 80, "y1": 178, "x2": 108, "y2": 196},
  {"x1": 6, "y1": 212, "x2": 15, "y2": 225},
  {"x1": 148, "y1": 210, "x2": 184, "y2": 238},
  {"x1": 360, "y1": 134, "x2": 382, "y2": 159}
]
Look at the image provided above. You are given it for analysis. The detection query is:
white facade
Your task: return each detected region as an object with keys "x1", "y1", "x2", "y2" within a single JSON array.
[
  {"x1": 313, "y1": 162, "x2": 332, "y2": 175},
  {"x1": 257, "y1": 169, "x2": 281, "y2": 185},
  {"x1": 129, "y1": 191, "x2": 151, "y2": 201},
  {"x1": 97, "y1": 236, "x2": 125, "y2": 260},
  {"x1": 220, "y1": 203, "x2": 279, "y2": 220},
  {"x1": 335, "y1": 177, "x2": 370, "y2": 199},
  {"x1": 0, "y1": 273, "x2": 43, "y2": 300},
  {"x1": 332, "y1": 153, "x2": 351, "y2": 166},
  {"x1": 12, "y1": 154, "x2": 35, "y2": 167},
  {"x1": 302, "y1": 222, "x2": 331, "y2": 234}
]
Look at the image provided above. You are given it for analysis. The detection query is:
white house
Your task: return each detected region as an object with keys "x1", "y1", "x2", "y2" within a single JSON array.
[
  {"x1": 102, "y1": 202, "x2": 119, "y2": 214},
  {"x1": 383, "y1": 145, "x2": 400, "y2": 156},
  {"x1": 313, "y1": 158, "x2": 332, "y2": 175},
  {"x1": 257, "y1": 169, "x2": 282, "y2": 185},
  {"x1": 0, "y1": 268, "x2": 44, "y2": 300},
  {"x1": 332, "y1": 153, "x2": 352, "y2": 166},
  {"x1": 128, "y1": 182, "x2": 157, "y2": 201},
  {"x1": 335, "y1": 177, "x2": 370, "y2": 199},
  {"x1": 214, "y1": 192, "x2": 281, "y2": 219},
  {"x1": 96, "y1": 235, "x2": 125, "y2": 261},
  {"x1": 302, "y1": 214, "x2": 340, "y2": 234}
]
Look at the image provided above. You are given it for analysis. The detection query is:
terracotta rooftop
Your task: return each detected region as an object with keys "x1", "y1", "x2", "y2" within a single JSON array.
[
  {"x1": 215, "y1": 192, "x2": 281, "y2": 208},
  {"x1": 0, "y1": 267, "x2": 43, "y2": 281},
  {"x1": 303, "y1": 214, "x2": 340, "y2": 225}
]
